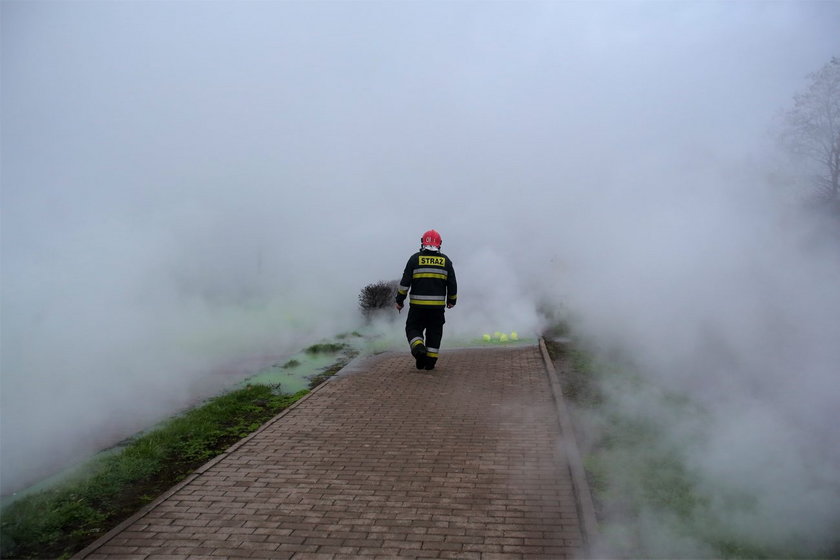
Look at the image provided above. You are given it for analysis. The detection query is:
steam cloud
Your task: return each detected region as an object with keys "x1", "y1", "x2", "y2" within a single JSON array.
[{"x1": 2, "y1": 1, "x2": 838, "y2": 552}]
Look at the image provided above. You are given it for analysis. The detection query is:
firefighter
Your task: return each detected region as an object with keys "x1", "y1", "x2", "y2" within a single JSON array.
[{"x1": 394, "y1": 229, "x2": 457, "y2": 370}]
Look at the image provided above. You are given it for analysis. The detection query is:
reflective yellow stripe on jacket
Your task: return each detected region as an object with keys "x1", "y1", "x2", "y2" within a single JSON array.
[
  {"x1": 412, "y1": 267, "x2": 448, "y2": 281},
  {"x1": 408, "y1": 294, "x2": 447, "y2": 306}
]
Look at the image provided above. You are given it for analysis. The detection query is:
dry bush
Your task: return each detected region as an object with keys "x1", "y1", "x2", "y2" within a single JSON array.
[{"x1": 358, "y1": 280, "x2": 398, "y2": 321}]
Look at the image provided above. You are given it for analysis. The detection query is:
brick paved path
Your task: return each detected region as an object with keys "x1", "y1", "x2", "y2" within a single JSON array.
[{"x1": 77, "y1": 345, "x2": 586, "y2": 559}]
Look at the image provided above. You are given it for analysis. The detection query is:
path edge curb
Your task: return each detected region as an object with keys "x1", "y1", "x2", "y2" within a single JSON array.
[{"x1": 539, "y1": 336, "x2": 599, "y2": 551}]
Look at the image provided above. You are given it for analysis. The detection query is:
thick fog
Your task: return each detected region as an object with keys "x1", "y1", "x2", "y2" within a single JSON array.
[{"x1": 2, "y1": 1, "x2": 839, "y2": 549}]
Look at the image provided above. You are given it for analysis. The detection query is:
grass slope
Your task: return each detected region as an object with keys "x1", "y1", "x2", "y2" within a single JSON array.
[
  {"x1": 0, "y1": 385, "x2": 307, "y2": 559},
  {"x1": 0, "y1": 331, "x2": 369, "y2": 559},
  {"x1": 544, "y1": 338, "x2": 819, "y2": 559}
]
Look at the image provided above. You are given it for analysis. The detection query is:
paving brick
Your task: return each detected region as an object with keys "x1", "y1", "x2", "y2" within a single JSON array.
[
  {"x1": 74, "y1": 346, "x2": 587, "y2": 559},
  {"x1": 96, "y1": 545, "x2": 139, "y2": 555}
]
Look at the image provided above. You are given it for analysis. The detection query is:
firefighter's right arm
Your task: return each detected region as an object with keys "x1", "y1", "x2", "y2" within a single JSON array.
[{"x1": 395, "y1": 257, "x2": 414, "y2": 306}]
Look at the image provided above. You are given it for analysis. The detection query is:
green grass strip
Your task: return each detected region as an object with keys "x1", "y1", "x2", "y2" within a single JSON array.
[{"x1": 0, "y1": 385, "x2": 308, "y2": 560}]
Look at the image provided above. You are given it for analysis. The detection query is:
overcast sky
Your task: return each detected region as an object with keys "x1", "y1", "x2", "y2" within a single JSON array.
[{"x1": 2, "y1": 2, "x2": 839, "y2": 545}]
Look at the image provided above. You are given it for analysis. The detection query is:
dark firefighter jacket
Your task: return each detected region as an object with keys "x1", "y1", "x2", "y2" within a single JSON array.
[{"x1": 396, "y1": 250, "x2": 457, "y2": 309}]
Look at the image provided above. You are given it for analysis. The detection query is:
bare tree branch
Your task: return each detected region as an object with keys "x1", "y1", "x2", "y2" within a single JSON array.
[{"x1": 782, "y1": 57, "x2": 840, "y2": 201}]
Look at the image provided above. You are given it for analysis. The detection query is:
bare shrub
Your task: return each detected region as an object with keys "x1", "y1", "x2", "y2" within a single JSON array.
[{"x1": 358, "y1": 280, "x2": 398, "y2": 321}]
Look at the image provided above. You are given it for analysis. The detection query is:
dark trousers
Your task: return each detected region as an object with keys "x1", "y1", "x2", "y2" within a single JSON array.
[{"x1": 405, "y1": 306, "x2": 445, "y2": 366}]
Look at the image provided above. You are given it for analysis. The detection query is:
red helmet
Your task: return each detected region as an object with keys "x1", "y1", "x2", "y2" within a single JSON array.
[{"x1": 421, "y1": 229, "x2": 442, "y2": 248}]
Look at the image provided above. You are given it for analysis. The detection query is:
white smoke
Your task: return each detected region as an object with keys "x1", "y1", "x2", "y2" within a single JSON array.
[
  {"x1": 1, "y1": 8, "x2": 838, "y2": 554},
  {"x1": 540, "y1": 156, "x2": 840, "y2": 554}
]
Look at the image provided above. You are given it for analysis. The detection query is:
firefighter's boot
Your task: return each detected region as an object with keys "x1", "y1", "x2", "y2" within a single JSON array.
[{"x1": 410, "y1": 340, "x2": 427, "y2": 370}]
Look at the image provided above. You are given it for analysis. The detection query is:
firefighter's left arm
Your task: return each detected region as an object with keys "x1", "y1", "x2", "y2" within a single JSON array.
[{"x1": 446, "y1": 259, "x2": 457, "y2": 308}]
